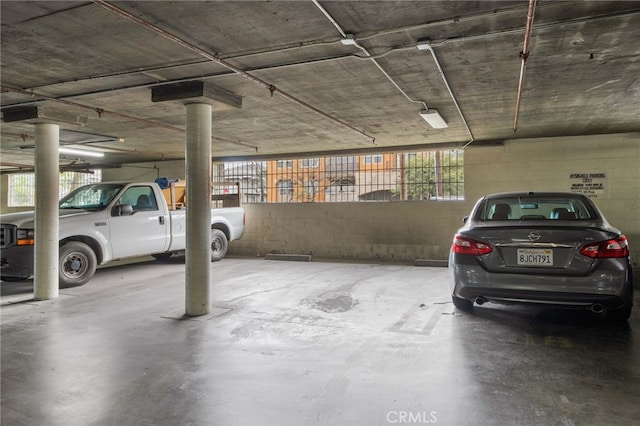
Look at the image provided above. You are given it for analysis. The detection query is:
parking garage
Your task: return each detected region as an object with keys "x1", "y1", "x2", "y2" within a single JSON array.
[{"x1": 1, "y1": 1, "x2": 639, "y2": 425}]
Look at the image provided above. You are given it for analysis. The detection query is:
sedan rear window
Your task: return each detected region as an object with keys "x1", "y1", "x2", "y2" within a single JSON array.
[{"x1": 479, "y1": 196, "x2": 597, "y2": 221}]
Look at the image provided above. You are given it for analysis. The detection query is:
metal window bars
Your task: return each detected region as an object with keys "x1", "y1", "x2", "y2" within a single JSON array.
[{"x1": 216, "y1": 150, "x2": 463, "y2": 204}]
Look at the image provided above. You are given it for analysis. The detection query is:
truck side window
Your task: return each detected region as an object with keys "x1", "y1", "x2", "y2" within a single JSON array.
[{"x1": 118, "y1": 186, "x2": 158, "y2": 212}]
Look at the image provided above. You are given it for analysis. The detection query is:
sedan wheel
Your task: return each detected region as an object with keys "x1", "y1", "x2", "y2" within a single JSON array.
[
  {"x1": 452, "y1": 295, "x2": 473, "y2": 311},
  {"x1": 608, "y1": 304, "x2": 632, "y2": 321}
]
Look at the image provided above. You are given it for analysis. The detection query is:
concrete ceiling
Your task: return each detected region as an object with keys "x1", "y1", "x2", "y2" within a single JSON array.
[{"x1": 1, "y1": 1, "x2": 639, "y2": 172}]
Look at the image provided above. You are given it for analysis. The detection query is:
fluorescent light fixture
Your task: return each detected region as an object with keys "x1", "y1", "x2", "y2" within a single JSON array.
[
  {"x1": 59, "y1": 147, "x2": 104, "y2": 158},
  {"x1": 419, "y1": 109, "x2": 448, "y2": 129},
  {"x1": 340, "y1": 34, "x2": 357, "y2": 45}
]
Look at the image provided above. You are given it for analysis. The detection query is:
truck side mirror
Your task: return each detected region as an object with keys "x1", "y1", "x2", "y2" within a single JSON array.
[{"x1": 112, "y1": 204, "x2": 134, "y2": 217}]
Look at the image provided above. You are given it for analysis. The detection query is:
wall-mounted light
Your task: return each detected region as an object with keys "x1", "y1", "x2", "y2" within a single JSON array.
[
  {"x1": 59, "y1": 147, "x2": 104, "y2": 158},
  {"x1": 419, "y1": 109, "x2": 448, "y2": 129}
]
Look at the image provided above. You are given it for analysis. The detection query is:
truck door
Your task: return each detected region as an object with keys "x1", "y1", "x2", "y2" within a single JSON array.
[{"x1": 109, "y1": 185, "x2": 169, "y2": 258}]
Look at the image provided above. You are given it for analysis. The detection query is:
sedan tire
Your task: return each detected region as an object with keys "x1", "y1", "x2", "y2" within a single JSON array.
[
  {"x1": 608, "y1": 304, "x2": 632, "y2": 321},
  {"x1": 452, "y1": 295, "x2": 473, "y2": 311}
]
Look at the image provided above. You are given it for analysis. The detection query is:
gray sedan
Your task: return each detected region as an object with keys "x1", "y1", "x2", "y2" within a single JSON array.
[{"x1": 448, "y1": 192, "x2": 633, "y2": 320}]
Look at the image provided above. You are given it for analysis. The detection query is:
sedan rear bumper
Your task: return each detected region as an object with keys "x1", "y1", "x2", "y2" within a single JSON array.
[
  {"x1": 457, "y1": 287, "x2": 627, "y2": 310},
  {"x1": 449, "y1": 254, "x2": 633, "y2": 310}
]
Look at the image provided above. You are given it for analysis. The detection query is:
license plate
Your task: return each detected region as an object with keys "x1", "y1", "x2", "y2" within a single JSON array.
[{"x1": 517, "y1": 248, "x2": 553, "y2": 266}]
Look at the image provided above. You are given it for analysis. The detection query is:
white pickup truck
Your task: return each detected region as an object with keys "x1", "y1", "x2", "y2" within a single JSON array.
[{"x1": 0, "y1": 181, "x2": 245, "y2": 286}]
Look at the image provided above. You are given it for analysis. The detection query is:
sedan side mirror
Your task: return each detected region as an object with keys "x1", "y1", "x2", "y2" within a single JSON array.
[
  {"x1": 112, "y1": 204, "x2": 134, "y2": 217},
  {"x1": 462, "y1": 216, "x2": 469, "y2": 224}
]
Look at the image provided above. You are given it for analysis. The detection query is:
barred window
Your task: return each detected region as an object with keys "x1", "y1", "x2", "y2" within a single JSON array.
[
  {"x1": 364, "y1": 154, "x2": 383, "y2": 164},
  {"x1": 216, "y1": 150, "x2": 463, "y2": 203},
  {"x1": 7, "y1": 171, "x2": 102, "y2": 207},
  {"x1": 276, "y1": 160, "x2": 293, "y2": 168},
  {"x1": 277, "y1": 179, "x2": 294, "y2": 194},
  {"x1": 300, "y1": 158, "x2": 319, "y2": 168}
]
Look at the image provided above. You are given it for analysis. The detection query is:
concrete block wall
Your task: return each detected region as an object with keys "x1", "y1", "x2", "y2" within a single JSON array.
[
  {"x1": 4, "y1": 133, "x2": 638, "y2": 264},
  {"x1": 233, "y1": 201, "x2": 469, "y2": 263},
  {"x1": 464, "y1": 133, "x2": 639, "y2": 264},
  {"x1": 101, "y1": 161, "x2": 471, "y2": 262},
  {"x1": 103, "y1": 161, "x2": 185, "y2": 183},
  {"x1": 232, "y1": 133, "x2": 639, "y2": 263}
]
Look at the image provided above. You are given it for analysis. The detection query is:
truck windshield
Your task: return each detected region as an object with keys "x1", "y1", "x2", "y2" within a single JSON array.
[{"x1": 59, "y1": 183, "x2": 124, "y2": 210}]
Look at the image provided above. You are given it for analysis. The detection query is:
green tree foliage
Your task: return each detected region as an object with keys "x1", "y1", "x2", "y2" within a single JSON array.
[
  {"x1": 404, "y1": 150, "x2": 464, "y2": 200},
  {"x1": 8, "y1": 171, "x2": 101, "y2": 207},
  {"x1": 405, "y1": 154, "x2": 434, "y2": 200}
]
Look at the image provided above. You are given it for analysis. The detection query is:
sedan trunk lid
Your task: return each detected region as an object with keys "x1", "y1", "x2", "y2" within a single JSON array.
[{"x1": 465, "y1": 225, "x2": 616, "y2": 276}]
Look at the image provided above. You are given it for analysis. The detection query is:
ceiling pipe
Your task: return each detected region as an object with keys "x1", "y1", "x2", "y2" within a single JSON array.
[
  {"x1": 357, "y1": 2, "x2": 547, "y2": 41},
  {"x1": 311, "y1": 1, "x2": 473, "y2": 143},
  {"x1": 92, "y1": 0, "x2": 376, "y2": 144},
  {"x1": 312, "y1": 1, "x2": 426, "y2": 109},
  {"x1": 417, "y1": 43, "x2": 475, "y2": 147},
  {"x1": 8, "y1": 7, "x2": 634, "y2": 111},
  {"x1": 513, "y1": 0, "x2": 537, "y2": 132},
  {"x1": 6, "y1": 3, "x2": 635, "y2": 105},
  {"x1": 0, "y1": 85, "x2": 259, "y2": 152},
  {"x1": 312, "y1": 0, "x2": 347, "y2": 38}
]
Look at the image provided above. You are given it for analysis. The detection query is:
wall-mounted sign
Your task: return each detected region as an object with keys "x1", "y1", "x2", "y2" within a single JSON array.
[{"x1": 569, "y1": 172, "x2": 607, "y2": 198}]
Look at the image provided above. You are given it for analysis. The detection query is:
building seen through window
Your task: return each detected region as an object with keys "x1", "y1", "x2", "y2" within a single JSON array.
[{"x1": 216, "y1": 150, "x2": 463, "y2": 203}]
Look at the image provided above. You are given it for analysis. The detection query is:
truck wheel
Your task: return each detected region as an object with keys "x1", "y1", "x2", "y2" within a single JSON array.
[
  {"x1": 59, "y1": 241, "x2": 97, "y2": 287},
  {"x1": 210, "y1": 229, "x2": 228, "y2": 262}
]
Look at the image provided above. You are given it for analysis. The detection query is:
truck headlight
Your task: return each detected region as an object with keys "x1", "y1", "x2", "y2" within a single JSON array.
[{"x1": 17, "y1": 229, "x2": 35, "y2": 246}]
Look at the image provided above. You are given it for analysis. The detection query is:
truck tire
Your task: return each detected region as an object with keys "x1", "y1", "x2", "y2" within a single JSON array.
[
  {"x1": 1, "y1": 276, "x2": 30, "y2": 282},
  {"x1": 152, "y1": 252, "x2": 174, "y2": 261},
  {"x1": 59, "y1": 241, "x2": 97, "y2": 287},
  {"x1": 210, "y1": 229, "x2": 228, "y2": 262}
]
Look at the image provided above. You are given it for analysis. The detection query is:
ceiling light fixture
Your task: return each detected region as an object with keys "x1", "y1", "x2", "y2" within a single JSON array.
[
  {"x1": 419, "y1": 109, "x2": 448, "y2": 129},
  {"x1": 59, "y1": 147, "x2": 104, "y2": 158},
  {"x1": 340, "y1": 34, "x2": 357, "y2": 45}
]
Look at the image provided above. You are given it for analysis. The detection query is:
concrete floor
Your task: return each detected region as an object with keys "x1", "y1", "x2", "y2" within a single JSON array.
[{"x1": 1, "y1": 257, "x2": 639, "y2": 426}]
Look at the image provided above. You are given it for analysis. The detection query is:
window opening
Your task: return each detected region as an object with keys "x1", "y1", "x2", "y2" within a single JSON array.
[
  {"x1": 8, "y1": 170, "x2": 102, "y2": 207},
  {"x1": 216, "y1": 150, "x2": 463, "y2": 203}
]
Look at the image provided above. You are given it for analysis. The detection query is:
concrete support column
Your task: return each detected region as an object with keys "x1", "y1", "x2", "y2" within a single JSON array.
[
  {"x1": 185, "y1": 103, "x2": 212, "y2": 316},
  {"x1": 34, "y1": 123, "x2": 59, "y2": 300},
  {"x1": 151, "y1": 81, "x2": 240, "y2": 316}
]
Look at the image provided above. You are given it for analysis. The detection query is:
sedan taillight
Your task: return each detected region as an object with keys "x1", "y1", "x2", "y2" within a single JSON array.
[
  {"x1": 580, "y1": 235, "x2": 629, "y2": 258},
  {"x1": 452, "y1": 234, "x2": 492, "y2": 255}
]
